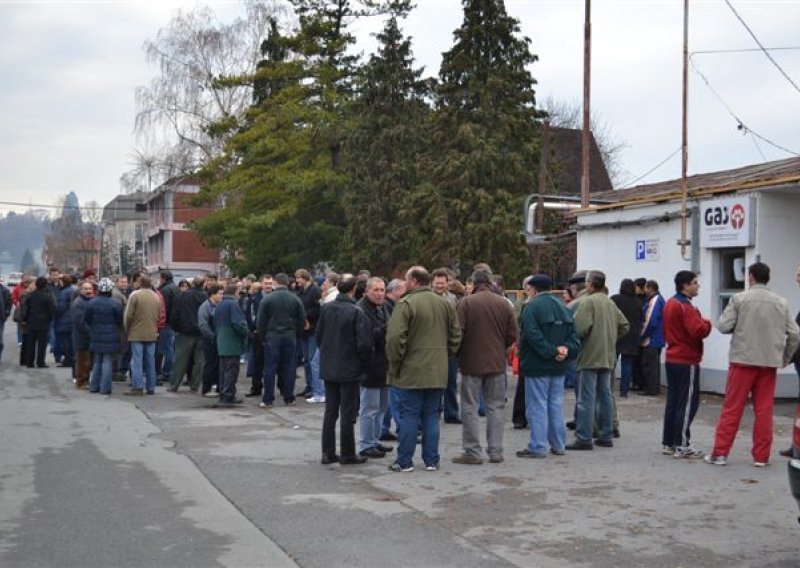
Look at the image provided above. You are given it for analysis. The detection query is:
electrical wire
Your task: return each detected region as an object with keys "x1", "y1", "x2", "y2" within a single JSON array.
[
  {"x1": 620, "y1": 147, "x2": 682, "y2": 189},
  {"x1": 724, "y1": 0, "x2": 800, "y2": 95},
  {"x1": 0, "y1": 199, "x2": 205, "y2": 212}
]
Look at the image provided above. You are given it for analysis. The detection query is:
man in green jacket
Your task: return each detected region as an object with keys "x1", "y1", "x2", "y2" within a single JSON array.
[
  {"x1": 568, "y1": 270, "x2": 629, "y2": 450},
  {"x1": 215, "y1": 286, "x2": 249, "y2": 407},
  {"x1": 386, "y1": 266, "x2": 461, "y2": 472}
]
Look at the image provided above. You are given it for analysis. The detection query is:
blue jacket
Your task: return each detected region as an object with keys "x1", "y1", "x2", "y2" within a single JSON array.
[
  {"x1": 215, "y1": 296, "x2": 248, "y2": 357},
  {"x1": 84, "y1": 295, "x2": 123, "y2": 354},
  {"x1": 641, "y1": 293, "x2": 666, "y2": 350},
  {"x1": 71, "y1": 295, "x2": 92, "y2": 350},
  {"x1": 55, "y1": 285, "x2": 77, "y2": 334}
]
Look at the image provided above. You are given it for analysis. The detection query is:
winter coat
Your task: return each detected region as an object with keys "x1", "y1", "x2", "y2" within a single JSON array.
[
  {"x1": 0, "y1": 284, "x2": 11, "y2": 322},
  {"x1": 256, "y1": 287, "x2": 305, "y2": 340},
  {"x1": 610, "y1": 292, "x2": 642, "y2": 356},
  {"x1": 519, "y1": 292, "x2": 581, "y2": 378},
  {"x1": 158, "y1": 279, "x2": 179, "y2": 327},
  {"x1": 71, "y1": 295, "x2": 92, "y2": 350},
  {"x1": 296, "y1": 283, "x2": 322, "y2": 335},
  {"x1": 215, "y1": 296, "x2": 248, "y2": 357},
  {"x1": 316, "y1": 294, "x2": 372, "y2": 383},
  {"x1": 456, "y1": 288, "x2": 518, "y2": 375},
  {"x1": 386, "y1": 287, "x2": 461, "y2": 389},
  {"x1": 717, "y1": 284, "x2": 800, "y2": 368},
  {"x1": 172, "y1": 285, "x2": 206, "y2": 336},
  {"x1": 55, "y1": 285, "x2": 77, "y2": 334},
  {"x1": 124, "y1": 289, "x2": 162, "y2": 342},
  {"x1": 641, "y1": 293, "x2": 666, "y2": 350},
  {"x1": 23, "y1": 288, "x2": 56, "y2": 332},
  {"x1": 357, "y1": 296, "x2": 390, "y2": 388},
  {"x1": 198, "y1": 300, "x2": 216, "y2": 342},
  {"x1": 84, "y1": 295, "x2": 123, "y2": 354},
  {"x1": 574, "y1": 291, "x2": 630, "y2": 371},
  {"x1": 245, "y1": 292, "x2": 263, "y2": 332},
  {"x1": 663, "y1": 293, "x2": 712, "y2": 365}
]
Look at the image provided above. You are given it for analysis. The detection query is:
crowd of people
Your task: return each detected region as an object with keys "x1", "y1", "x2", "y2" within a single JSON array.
[{"x1": 1, "y1": 260, "x2": 798, "y2": 471}]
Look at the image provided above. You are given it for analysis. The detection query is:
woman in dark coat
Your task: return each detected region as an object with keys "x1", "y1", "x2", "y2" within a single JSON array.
[
  {"x1": 22, "y1": 276, "x2": 56, "y2": 368},
  {"x1": 611, "y1": 278, "x2": 643, "y2": 397},
  {"x1": 83, "y1": 278, "x2": 123, "y2": 394},
  {"x1": 55, "y1": 275, "x2": 77, "y2": 368}
]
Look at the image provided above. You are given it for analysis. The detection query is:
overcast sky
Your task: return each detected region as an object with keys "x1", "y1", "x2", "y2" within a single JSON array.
[{"x1": 0, "y1": 0, "x2": 798, "y2": 217}]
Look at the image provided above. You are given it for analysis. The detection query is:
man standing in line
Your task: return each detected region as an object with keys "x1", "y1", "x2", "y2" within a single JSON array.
[
  {"x1": 661, "y1": 271, "x2": 712, "y2": 458},
  {"x1": 257, "y1": 273, "x2": 306, "y2": 408},
  {"x1": 169, "y1": 275, "x2": 207, "y2": 393},
  {"x1": 71, "y1": 281, "x2": 94, "y2": 389},
  {"x1": 295, "y1": 269, "x2": 322, "y2": 398},
  {"x1": 317, "y1": 277, "x2": 372, "y2": 465},
  {"x1": 568, "y1": 270, "x2": 629, "y2": 450},
  {"x1": 84, "y1": 279, "x2": 123, "y2": 395},
  {"x1": 198, "y1": 284, "x2": 224, "y2": 397},
  {"x1": 379, "y1": 278, "x2": 407, "y2": 441},
  {"x1": 640, "y1": 280, "x2": 665, "y2": 396},
  {"x1": 451, "y1": 268, "x2": 517, "y2": 465},
  {"x1": 123, "y1": 275, "x2": 162, "y2": 396},
  {"x1": 432, "y1": 267, "x2": 460, "y2": 424},
  {"x1": 156, "y1": 270, "x2": 179, "y2": 384},
  {"x1": 386, "y1": 266, "x2": 461, "y2": 472},
  {"x1": 516, "y1": 274, "x2": 580, "y2": 458},
  {"x1": 357, "y1": 277, "x2": 392, "y2": 458},
  {"x1": 705, "y1": 262, "x2": 799, "y2": 467},
  {"x1": 214, "y1": 285, "x2": 248, "y2": 407}
]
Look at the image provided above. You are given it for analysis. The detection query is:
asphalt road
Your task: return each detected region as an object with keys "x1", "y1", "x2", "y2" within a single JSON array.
[{"x1": 0, "y1": 326, "x2": 798, "y2": 567}]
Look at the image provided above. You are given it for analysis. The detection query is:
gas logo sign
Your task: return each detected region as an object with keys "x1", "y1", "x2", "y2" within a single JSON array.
[
  {"x1": 699, "y1": 197, "x2": 754, "y2": 248},
  {"x1": 703, "y1": 202, "x2": 746, "y2": 230}
]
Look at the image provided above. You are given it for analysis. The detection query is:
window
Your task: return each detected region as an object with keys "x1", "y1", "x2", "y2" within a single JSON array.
[{"x1": 718, "y1": 247, "x2": 745, "y2": 314}]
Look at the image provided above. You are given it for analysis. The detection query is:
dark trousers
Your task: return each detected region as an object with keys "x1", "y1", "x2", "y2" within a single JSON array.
[
  {"x1": 201, "y1": 338, "x2": 220, "y2": 394},
  {"x1": 24, "y1": 330, "x2": 48, "y2": 367},
  {"x1": 75, "y1": 350, "x2": 92, "y2": 386},
  {"x1": 631, "y1": 350, "x2": 644, "y2": 390},
  {"x1": 322, "y1": 381, "x2": 360, "y2": 460},
  {"x1": 57, "y1": 331, "x2": 74, "y2": 366},
  {"x1": 662, "y1": 363, "x2": 701, "y2": 448},
  {"x1": 19, "y1": 331, "x2": 28, "y2": 365},
  {"x1": 262, "y1": 337, "x2": 297, "y2": 404},
  {"x1": 247, "y1": 333, "x2": 264, "y2": 393},
  {"x1": 441, "y1": 357, "x2": 459, "y2": 420},
  {"x1": 512, "y1": 368, "x2": 527, "y2": 427},
  {"x1": 219, "y1": 356, "x2": 240, "y2": 402},
  {"x1": 641, "y1": 346, "x2": 662, "y2": 395}
]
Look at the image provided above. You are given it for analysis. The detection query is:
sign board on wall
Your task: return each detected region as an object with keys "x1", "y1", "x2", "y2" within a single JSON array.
[
  {"x1": 635, "y1": 239, "x2": 659, "y2": 262},
  {"x1": 699, "y1": 196, "x2": 755, "y2": 248}
]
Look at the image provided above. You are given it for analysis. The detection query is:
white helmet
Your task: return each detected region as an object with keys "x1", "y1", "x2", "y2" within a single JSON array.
[{"x1": 97, "y1": 278, "x2": 114, "y2": 293}]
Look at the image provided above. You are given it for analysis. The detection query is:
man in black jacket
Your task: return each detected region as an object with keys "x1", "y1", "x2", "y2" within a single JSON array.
[
  {"x1": 23, "y1": 276, "x2": 57, "y2": 368},
  {"x1": 317, "y1": 277, "x2": 373, "y2": 465},
  {"x1": 169, "y1": 275, "x2": 207, "y2": 392},
  {"x1": 0, "y1": 281, "x2": 11, "y2": 362},
  {"x1": 156, "y1": 270, "x2": 178, "y2": 383},
  {"x1": 294, "y1": 269, "x2": 321, "y2": 397}
]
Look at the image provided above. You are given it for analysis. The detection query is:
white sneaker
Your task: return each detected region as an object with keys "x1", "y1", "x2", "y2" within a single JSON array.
[
  {"x1": 307, "y1": 396, "x2": 326, "y2": 403},
  {"x1": 704, "y1": 454, "x2": 727, "y2": 466},
  {"x1": 673, "y1": 447, "x2": 704, "y2": 459},
  {"x1": 753, "y1": 461, "x2": 769, "y2": 468},
  {"x1": 662, "y1": 445, "x2": 676, "y2": 455}
]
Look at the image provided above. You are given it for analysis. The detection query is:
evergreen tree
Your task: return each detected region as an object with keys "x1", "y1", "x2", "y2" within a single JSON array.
[
  {"x1": 419, "y1": 0, "x2": 542, "y2": 281},
  {"x1": 20, "y1": 248, "x2": 39, "y2": 275},
  {"x1": 340, "y1": 2, "x2": 430, "y2": 274}
]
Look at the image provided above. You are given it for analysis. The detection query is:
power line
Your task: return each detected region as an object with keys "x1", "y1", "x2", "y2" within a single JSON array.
[
  {"x1": 621, "y1": 147, "x2": 682, "y2": 189},
  {"x1": 692, "y1": 46, "x2": 800, "y2": 55},
  {"x1": 0, "y1": 199, "x2": 206, "y2": 212},
  {"x1": 724, "y1": 0, "x2": 800, "y2": 95},
  {"x1": 689, "y1": 57, "x2": 799, "y2": 156}
]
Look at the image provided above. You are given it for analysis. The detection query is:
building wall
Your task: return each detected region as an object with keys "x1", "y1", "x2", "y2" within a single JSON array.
[
  {"x1": 173, "y1": 231, "x2": 218, "y2": 263},
  {"x1": 576, "y1": 191, "x2": 800, "y2": 397}
]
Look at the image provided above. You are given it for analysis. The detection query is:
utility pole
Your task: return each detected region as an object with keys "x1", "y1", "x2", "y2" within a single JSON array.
[
  {"x1": 533, "y1": 119, "x2": 551, "y2": 272},
  {"x1": 678, "y1": 0, "x2": 691, "y2": 258},
  {"x1": 580, "y1": 0, "x2": 592, "y2": 209}
]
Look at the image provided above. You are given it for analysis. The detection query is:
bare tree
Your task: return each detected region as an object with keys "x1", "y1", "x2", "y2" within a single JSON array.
[
  {"x1": 541, "y1": 96, "x2": 629, "y2": 187},
  {"x1": 131, "y1": 0, "x2": 288, "y2": 190}
]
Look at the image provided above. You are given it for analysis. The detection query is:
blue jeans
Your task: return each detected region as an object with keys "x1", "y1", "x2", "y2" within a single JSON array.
[
  {"x1": 393, "y1": 387, "x2": 442, "y2": 468},
  {"x1": 381, "y1": 387, "x2": 398, "y2": 436},
  {"x1": 156, "y1": 326, "x2": 175, "y2": 380},
  {"x1": 130, "y1": 342, "x2": 157, "y2": 392},
  {"x1": 90, "y1": 352, "x2": 114, "y2": 394},
  {"x1": 299, "y1": 335, "x2": 317, "y2": 391},
  {"x1": 525, "y1": 375, "x2": 566, "y2": 455},
  {"x1": 619, "y1": 354, "x2": 635, "y2": 395},
  {"x1": 576, "y1": 369, "x2": 613, "y2": 443},
  {"x1": 359, "y1": 387, "x2": 388, "y2": 452},
  {"x1": 262, "y1": 336, "x2": 297, "y2": 404},
  {"x1": 310, "y1": 348, "x2": 325, "y2": 398}
]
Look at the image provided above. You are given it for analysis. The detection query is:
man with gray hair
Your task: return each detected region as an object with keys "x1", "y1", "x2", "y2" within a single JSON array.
[
  {"x1": 385, "y1": 278, "x2": 406, "y2": 310},
  {"x1": 452, "y1": 269, "x2": 518, "y2": 464},
  {"x1": 568, "y1": 270, "x2": 629, "y2": 450}
]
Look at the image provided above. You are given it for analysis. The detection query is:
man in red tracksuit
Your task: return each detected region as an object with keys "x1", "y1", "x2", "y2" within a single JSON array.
[{"x1": 661, "y1": 271, "x2": 711, "y2": 458}]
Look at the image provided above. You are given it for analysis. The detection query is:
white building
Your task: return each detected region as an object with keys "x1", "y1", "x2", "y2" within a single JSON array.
[{"x1": 574, "y1": 157, "x2": 800, "y2": 396}]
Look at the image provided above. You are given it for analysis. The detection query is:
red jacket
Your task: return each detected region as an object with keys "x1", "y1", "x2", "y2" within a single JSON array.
[{"x1": 663, "y1": 294, "x2": 712, "y2": 365}]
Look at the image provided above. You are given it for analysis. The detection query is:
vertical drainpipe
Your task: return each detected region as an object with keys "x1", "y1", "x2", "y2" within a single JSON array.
[{"x1": 679, "y1": 0, "x2": 691, "y2": 260}]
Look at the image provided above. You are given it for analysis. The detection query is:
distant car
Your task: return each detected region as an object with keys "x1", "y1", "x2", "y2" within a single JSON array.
[
  {"x1": 6, "y1": 271, "x2": 22, "y2": 287},
  {"x1": 789, "y1": 402, "x2": 800, "y2": 524}
]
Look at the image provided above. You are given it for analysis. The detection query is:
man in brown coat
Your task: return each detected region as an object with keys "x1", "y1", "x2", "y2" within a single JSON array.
[
  {"x1": 452, "y1": 268, "x2": 518, "y2": 464},
  {"x1": 124, "y1": 275, "x2": 163, "y2": 395}
]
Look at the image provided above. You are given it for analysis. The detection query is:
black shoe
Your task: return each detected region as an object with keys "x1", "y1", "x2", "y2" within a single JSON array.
[
  {"x1": 444, "y1": 418, "x2": 462, "y2": 424},
  {"x1": 37, "y1": 365, "x2": 50, "y2": 369},
  {"x1": 566, "y1": 420, "x2": 576, "y2": 431},
  {"x1": 619, "y1": 392, "x2": 628, "y2": 398},
  {"x1": 377, "y1": 444, "x2": 393, "y2": 453},
  {"x1": 359, "y1": 448, "x2": 386, "y2": 458},
  {"x1": 594, "y1": 439, "x2": 614, "y2": 448},
  {"x1": 779, "y1": 448, "x2": 793, "y2": 458},
  {"x1": 566, "y1": 441, "x2": 594, "y2": 451},
  {"x1": 299, "y1": 388, "x2": 312, "y2": 397},
  {"x1": 320, "y1": 454, "x2": 340, "y2": 465},
  {"x1": 613, "y1": 428, "x2": 621, "y2": 439},
  {"x1": 379, "y1": 433, "x2": 398, "y2": 442},
  {"x1": 340, "y1": 456, "x2": 368, "y2": 465},
  {"x1": 513, "y1": 422, "x2": 527, "y2": 429},
  {"x1": 245, "y1": 391, "x2": 262, "y2": 398},
  {"x1": 516, "y1": 449, "x2": 546, "y2": 459}
]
